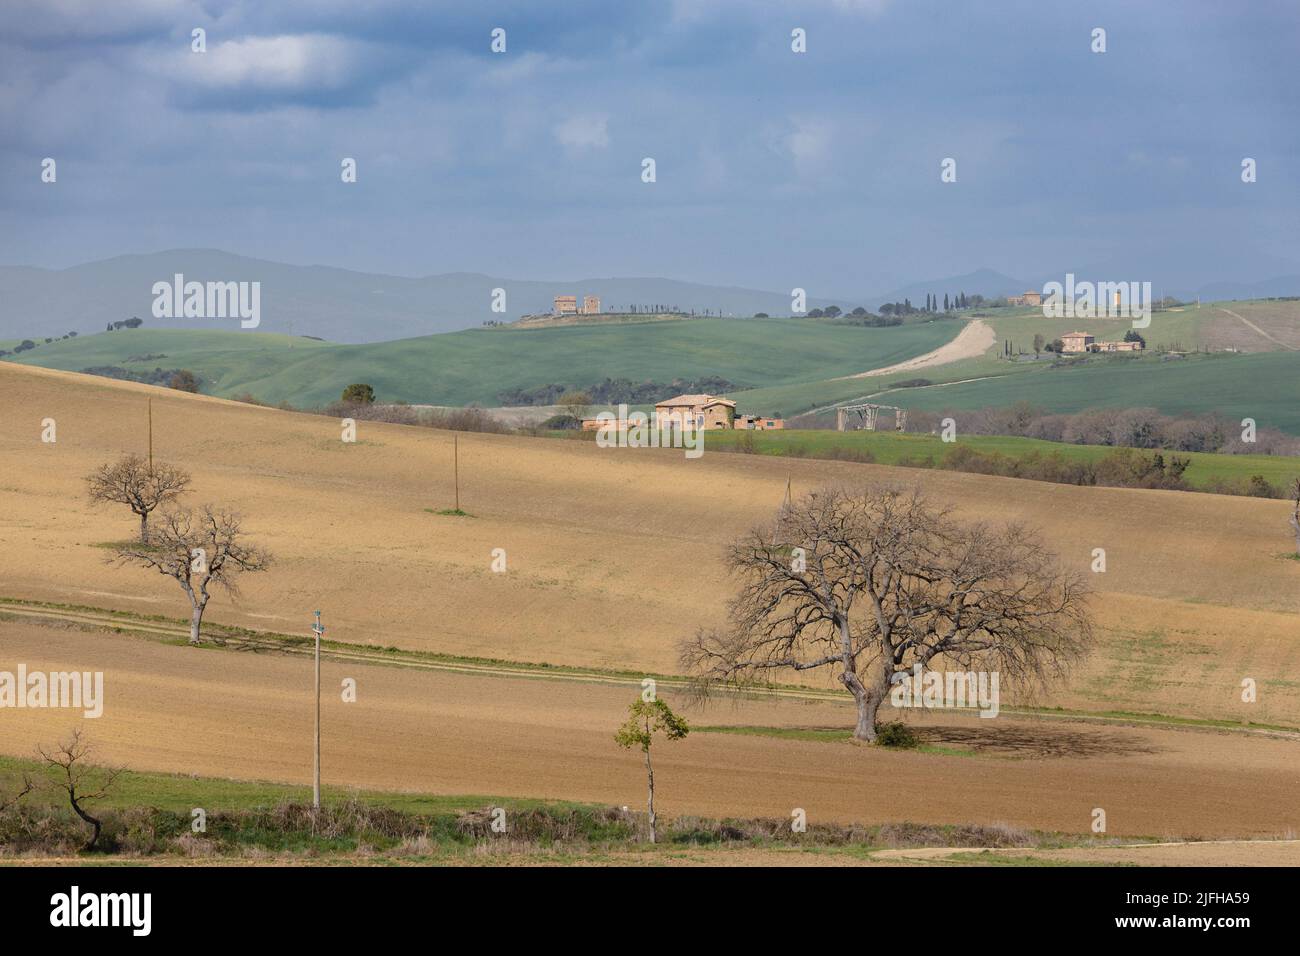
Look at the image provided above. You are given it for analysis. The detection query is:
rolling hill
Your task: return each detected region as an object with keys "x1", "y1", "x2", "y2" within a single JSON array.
[
  {"x1": 0, "y1": 317, "x2": 959, "y2": 408},
  {"x1": 881, "y1": 351, "x2": 1300, "y2": 434}
]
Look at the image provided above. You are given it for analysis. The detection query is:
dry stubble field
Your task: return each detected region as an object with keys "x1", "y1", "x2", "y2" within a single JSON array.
[{"x1": 1, "y1": 362, "x2": 1299, "y2": 843}]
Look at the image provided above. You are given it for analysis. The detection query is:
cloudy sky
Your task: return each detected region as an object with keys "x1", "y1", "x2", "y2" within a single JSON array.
[{"x1": 2, "y1": 0, "x2": 1298, "y2": 295}]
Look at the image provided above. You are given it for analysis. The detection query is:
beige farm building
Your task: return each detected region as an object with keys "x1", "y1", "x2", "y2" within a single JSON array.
[
  {"x1": 553, "y1": 295, "x2": 578, "y2": 315},
  {"x1": 1090, "y1": 339, "x2": 1143, "y2": 353},
  {"x1": 579, "y1": 395, "x2": 784, "y2": 432},
  {"x1": 1059, "y1": 331, "x2": 1095, "y2": 353},
  {"x1": 1058, "y1": 331, "x2": 1143, "y2": 354},
  {"x1": 655, "y1": 394, "x2": 737, "y2": 430}
]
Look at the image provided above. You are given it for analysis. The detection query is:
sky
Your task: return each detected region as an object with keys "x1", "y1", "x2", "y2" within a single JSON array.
[{"x1": 2, "y1": 0, "x2": 1298, "y2": 296}]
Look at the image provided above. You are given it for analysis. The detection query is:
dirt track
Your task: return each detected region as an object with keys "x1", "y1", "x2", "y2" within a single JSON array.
[
  {"x1": 2, "y1": 621, "x2": 1298, "y2": 841},
  {"x1": 837, "y1": 319, "x2": 995, "y2": 379}
]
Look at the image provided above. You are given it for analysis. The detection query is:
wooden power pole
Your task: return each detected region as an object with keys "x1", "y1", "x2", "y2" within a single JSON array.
[
  {"x1": 454, "y1": 435, "x2": 460, "y2": 512},
  {"x1": 312, "y1": 610, "x2": 324, "y2": 810},
  {"x1": 147, "y1": 398, "x2": 153, "y2": 473}
]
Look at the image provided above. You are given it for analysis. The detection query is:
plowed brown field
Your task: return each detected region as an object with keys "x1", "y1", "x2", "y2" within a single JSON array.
[
  {"x1": 2, "y1": 621, "x2": 1297, "y2": 840},
  {"x1": 2, "y1": 361, "x2": 1299, "y2": 848},
  {"x1": 2, "y1": 361, "x2": 1298, "y2": 723}
]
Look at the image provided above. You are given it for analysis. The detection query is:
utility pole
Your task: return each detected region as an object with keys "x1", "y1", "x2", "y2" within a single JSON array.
[
  {"x1": 454, "y1": 435, "x2": 460, "y2": 512},
  {"x1": 147, "y1": 398, "x2": 153, "y2": 473},
  {"x1": 312, "y1": 610, "x2": 324, "y2": 810}
]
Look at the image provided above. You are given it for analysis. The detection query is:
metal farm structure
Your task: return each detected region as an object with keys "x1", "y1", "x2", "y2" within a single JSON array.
[{"x1": 835, "y1": 402, "x2": 907, "y2": 432}]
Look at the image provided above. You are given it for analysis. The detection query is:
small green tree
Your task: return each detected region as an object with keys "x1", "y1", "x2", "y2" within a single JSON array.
[
  {"x1": 614, "y1": 697, "x2": 689, "y2": 844},
  {"x1": 342, "y1": 383, "x2": 376, "y2": 405},
  {"x1": 1032, "y1": 333, "x2": 1045, "y2": 358}
]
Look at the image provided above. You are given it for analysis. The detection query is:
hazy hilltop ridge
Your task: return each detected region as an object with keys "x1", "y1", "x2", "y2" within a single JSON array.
[
  {"x1": 0, "y1": 249, "x2": 858, "y2": 343},
  {"x1": 6, "y1": 250, "x2": 1299, "y2": 345}
]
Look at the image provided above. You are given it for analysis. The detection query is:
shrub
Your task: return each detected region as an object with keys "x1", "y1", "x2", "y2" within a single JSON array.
[
  {"x1": 168, "y1": 369, "x2": 200, "y2": 393},
  {"x1": 540, "y1": 414, "x2": 581, "y2": 430},
  {"x1": 341, "y1": 383, "x2": 375, "y2": 405},
  {"x1": 874, "y1": 722, "x2": 920, "y2": 749}
]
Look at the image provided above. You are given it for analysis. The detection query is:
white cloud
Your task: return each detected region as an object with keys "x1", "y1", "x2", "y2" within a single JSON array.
[
  {"x1": 829, "y1": 0, "x2": 894, "y2": 15},
  {"x1": 554, "y1": 114, "x2": 610, "y2": 150},
  {"x1": 155, "y1": 33, "x2": 376, "y2": 93},
  {"x1": 784, "y1": 117, "x2": 834, "y2": 174}
]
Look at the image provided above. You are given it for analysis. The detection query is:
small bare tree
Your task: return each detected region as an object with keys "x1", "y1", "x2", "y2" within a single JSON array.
[
  {"x1": 614, "y1": 697, "x2": 689, "y2": 844},
  {"x1": 682, "y1": 484, "x2": 1094, "y2": 742},
  {"x1": 87, "y1": 454, "x2": 191, "y2": 542},
  {"x1": 1289, "y1": 478, "x2": 1300, "y2": 557},
  {"x1": 557, "y1": 389, "x2": 592, "y2": 422},
  {"x1": 37, "y1": 729, "x2": 123, "y2": 851},
  {"x1": 114, "y1": 504, "x2": 271, "y2": 645},
  {"x1": 0, "y1": 773, "x2": 33, "y2": 813}
]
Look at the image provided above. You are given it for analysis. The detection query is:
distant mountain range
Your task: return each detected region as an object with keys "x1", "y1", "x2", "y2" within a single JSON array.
[
  {"x1": 0, "y1": 250, "x2": 860, "y2": 344},
  {"x1": 2, "y1": 250, "x2": 1298, "y2": 344}
]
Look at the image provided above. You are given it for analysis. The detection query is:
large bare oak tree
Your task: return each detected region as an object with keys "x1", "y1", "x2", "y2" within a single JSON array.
[
  {"x1": 86, "y1": 454, "x2": 191, "y2": 542},
  {"x1": 682, "y1": 484, "x2": 1094, "y2": 742},
  {"x1": 114, "y1": 505, "x2": 271, "y2": 645}
]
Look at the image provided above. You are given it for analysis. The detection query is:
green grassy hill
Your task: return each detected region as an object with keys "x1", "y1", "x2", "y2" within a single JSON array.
[
  {"x1": 1, "y1": 317, "x2": 958, "y2": 407},
  {"x1": 700, "y1": 429, "x2": 1300, "y2": 491},
  {"x1": 879, "y1": 351, "x2": 1300, "y2": 434},
  {"x1": 732, "y1": 302, "x2": 1300, "y2": 433}
]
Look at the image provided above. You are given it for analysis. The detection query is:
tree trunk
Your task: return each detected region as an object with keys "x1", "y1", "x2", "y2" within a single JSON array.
[
  {"x1": 139, "y1": 510, "x2": 149, "y2": 543},
  {"x1": 70, "y1": 797, "x2": 102, "y2": 851},
  {"x1": 1290, "y1": 510, "x2": 1300, "y2": 557},
  {"x1": 843, "y1": 670, "x2": 887, "y2": 743},
  {"x1": 189, "y1": 601, "x2": 206, "y2": 646},
  {"x1": 645, "y1": 749, "x2": 656, "y2": 844}
]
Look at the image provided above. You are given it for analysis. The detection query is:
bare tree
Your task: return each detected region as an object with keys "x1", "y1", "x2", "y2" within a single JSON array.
[
  {"x1": 0, "y1": 773, "x2": 33, "y2": 813},
  {"x1": 37, "y1": 729, "x2": 123, "y2": 851},
  {"x1": 87, "y1": 454, "x2": 191, "y2": 542},
  {"x1": 614, "y1": 697, "x2": 689, "y2": 844},
  {"x1": 557, "y1": 389, "x2": 592, "y2": 422},
  {"x1": 1290, "y1": 478, "x2": 1300, "y2": 557},
  {"x1": 113, "y1": 504, "x2": 272, "y2": 645},
  {"x1": 682, "y1": 484, "x2": 1094, "y2": 742}
]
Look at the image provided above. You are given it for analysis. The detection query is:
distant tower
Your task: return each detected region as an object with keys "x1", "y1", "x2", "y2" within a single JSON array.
[{"x1": 583, "y1": 294, "x2": 601, "y2": 315}]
